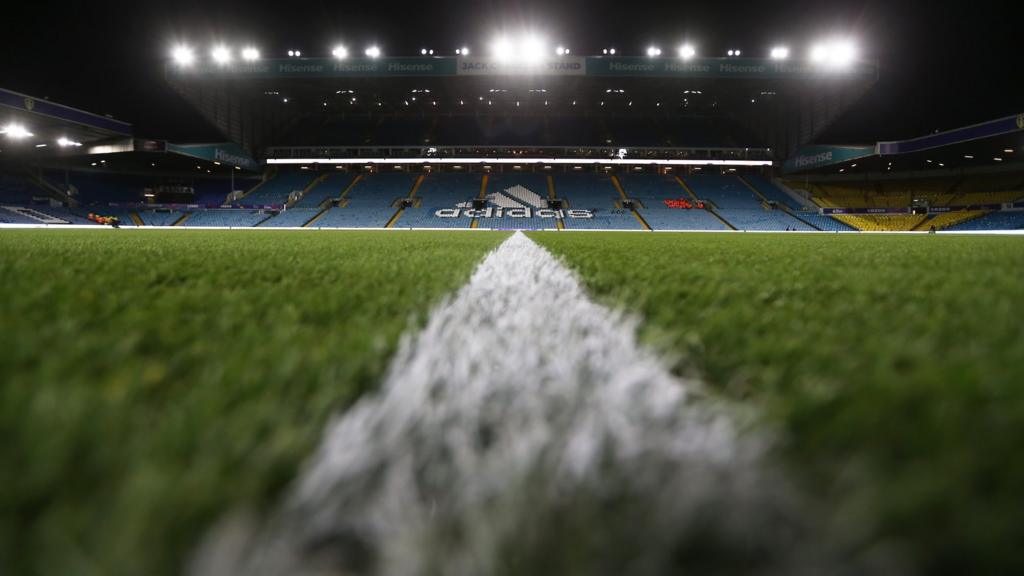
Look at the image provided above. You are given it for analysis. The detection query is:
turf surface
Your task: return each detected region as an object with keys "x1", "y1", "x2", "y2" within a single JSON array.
[
  {"x1": 0, "y1": 229, "x2": 508, "y2": 576},
  {"x1": 531, "y1": 231, "x2": 1024, "y2": 574}
]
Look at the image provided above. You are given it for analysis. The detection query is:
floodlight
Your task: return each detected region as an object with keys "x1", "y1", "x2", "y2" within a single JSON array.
[
  {"x1": 171, "y1": 45, "x2": 195, "y2": 66},
  {"x1": 365, "y1": 46, "x2": 381, "y2": 58},
  {"x1": 57, "y1": 137, "x2": 82, "y2": 147},
  {"x1": 678, "y1": 44, "x2": 696, "y2": 59},
  {"x1": 728, "y1": 50, "x2": 735, "y2": 56},
  {"x1": 609, "y1": 48, "x2": 616, "y2": 55},
  {"x1": 332, "y1": 45, "x2": 348, "y2": 59},
  {"x1": 646, "y1": 46, "x2": 662, "y2": 57},
  {"x1": 1, "y1": 124, "x2": 33, "y2": 139},
  {"x1": 492, "y1": 37, "x2": 513, "y2": 61},
  {"x1": 241, "y1": 47, "x2": 260, "y2": 61},
  {"x1": 421, "y1": 48, "x2": 428, "y2": 55},
  {"x1": 211, "y1": 45, "x2": 232, "y2": 64},
  {"x1": 555, "y1": 45, "x2": 566, "y2": 56},
  {"x1": 735, "y1": 49, "x2": 742, "y2": 56},
  {"x1": 770, "y1": 46, "x2": 790, "y2": 60},
  {"x1": 521, "y1": 34, "x2": 546, "y2": 63},
  {"x1": 810, "y1": 39, "x2": 858, "y2": 68}
]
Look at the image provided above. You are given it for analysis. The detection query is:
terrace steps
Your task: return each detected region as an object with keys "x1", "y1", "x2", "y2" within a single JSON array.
[
  {"x1": 385, "y1": 174, "x2": 425, "y2": 229},
  {"x1": 172, "y1": 212, "x2": 191, "y2": 226},
  {"x1": 674, "y1": 176, "x2": 701, "y2": 203},
  {"x1": 470, "y1": 174, "x2": 489, "y2": 229},
  {"x1": 303, "y1": 208, "x2": 330, "y2": 228},
  {"x1": 547, "y1": 174, "x2": 564, "y2": 230},
  {"x1": 288, "y1": 173, "x2": 330, "y2": 208},
  {"x1": 130, "y1": 212, "x2": 144, "y2": 226}
]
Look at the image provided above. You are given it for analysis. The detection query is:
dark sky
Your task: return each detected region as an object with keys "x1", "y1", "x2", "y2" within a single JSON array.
[{"x1": 0, "y1": 0, "x2": 1018, "y2": 144}]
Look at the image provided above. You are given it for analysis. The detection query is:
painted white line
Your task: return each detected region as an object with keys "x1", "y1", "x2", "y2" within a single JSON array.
[{"x1": 191, "y1": 231, "x2": 894, "y2": 575}]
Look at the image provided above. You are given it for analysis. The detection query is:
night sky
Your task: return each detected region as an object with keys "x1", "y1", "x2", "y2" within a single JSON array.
[{"x1": 0, "y1": 0, "x2": 1017, "y2": 145}]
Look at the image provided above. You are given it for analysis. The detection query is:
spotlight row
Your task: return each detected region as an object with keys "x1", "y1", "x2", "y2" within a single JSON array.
[
  {"x1": 171, "y1": 38, "x2": 857, "y2": 67},
  {"x1": 0, "y1": 124, "x2": 83, "y2": 147}
]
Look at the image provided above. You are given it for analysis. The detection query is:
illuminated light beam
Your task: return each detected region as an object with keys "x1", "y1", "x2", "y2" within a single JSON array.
[{"x1": 266, "y1": 157, "x2": 773, "y2": 167}]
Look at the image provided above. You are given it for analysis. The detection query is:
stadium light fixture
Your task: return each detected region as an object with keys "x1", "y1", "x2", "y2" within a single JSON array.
[
  {"x1": 365, "y1": 46, "x2": 381, "y2": 58},
  {"x1": 520, "y1": 34, "x2": 547, "y2": 63},
  {"x1": 810, "y1": 38, "x2": 858, "y2": 68},
  {"x1": 241, "y1": 47, "x2": 260, "y2": 61},
  {"x1": 1, "y1": 124, "x2": 33, "y2": 139},
  {"x1": 678, "y1": 44, "x2": 696, "y2": 59},
  {"x1": 211, "y1": 45, "x2": 232, "y2": 65},
  {"x1": 332, "y1": 45, "x2": 348, "y2": 59},
  {"x1": 770, "y1": 46, "x2": 790, "y2": 60},
  {"x1": 555, "y1": 45, "x2": 567, "y2": 56},
  {"x1": 646, "y1": 46, "x2": 662, "y2": 57},
  {"x1": 287, "y1": 50, "x2": 303, "y2": 57},
  {"x1": 728, "y1": 49, "x2": 742, "y2": 57},
  {"x1": 268, "y1": 157, "x2": 773, "y2": 167},
  {"x1": 491, "y1": 37, "x2": 513, "y2": 62},
  {"x1": 171, "y1": 45, "x2": 195, "y2": 66},
  {"x1": 57, "y1": 137, "x2": 82, "y2": 147}
]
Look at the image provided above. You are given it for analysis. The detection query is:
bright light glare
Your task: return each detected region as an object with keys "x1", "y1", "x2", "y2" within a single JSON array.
[
  {"x1": 770, "y1": 46, "x2": 790, "y2": 60},
  {"x1": 211, "y1": 45, "x2": 232, "y2": 64},
  {"x1": 460, "y1": 46, "x2": 470, "y2": 55},
  {"x1": 491, "y1": 37, "x2": 513, "y2": 61},
  {"x1": 646, "y1": 46, "x2": 662, "y2": 57},
  {"x1": 520, "y1": 34, "x2": 546, "y2": 63},
  {"x1": 57, "y1": 137, "x2": 82, "y2": 147},
  {"x1": 365, "y1": 46, "x2": 381, "y2": 58},
  {"x1": 171, "y1": 45, "x2": 194, "y2": 66},
  {"x1": 811, "y1": 39, "x2": 858, "y2": 68},
  {"x1": 555, "y1": 45, "x2": 566, "y2": 56},
  {"x1": 332, "y1": 45, "x2": 348, "y2": 59},
  {"x1": 241, "y1": 47, "x2": 260, "y2": 61},
  {"x1": 678, "y1": 44, "x2": 696, "y2": 59},
  {"x1": 1, "y1": 124, "x2": 33, "y2": 139}
]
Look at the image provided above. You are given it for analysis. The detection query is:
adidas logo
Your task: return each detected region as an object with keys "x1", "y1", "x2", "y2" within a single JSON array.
[{"x1": 436, "y1": 185, "x2": 594, "y2": 220}]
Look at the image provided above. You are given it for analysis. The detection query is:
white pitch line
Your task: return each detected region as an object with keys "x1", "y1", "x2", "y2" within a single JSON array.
[{"x1": 191, "y1": 231, "x2": 893, "y2": 576}]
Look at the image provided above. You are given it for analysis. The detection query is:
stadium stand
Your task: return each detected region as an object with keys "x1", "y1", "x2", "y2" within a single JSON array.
[
  {"x1": 53, "y1": 171, "x2": 147, "y2": 204},
  {"x1": 614, "y1": 173, "x2": 723, "y2": 231},
  {"x1": 947, "y1": 211, "x2": 1024, "y2": 231},
  {"x1": 686, "y1": 175, "x2": 814, "y2": 231},
  {"x1": 137, "y1": 209, "x2": 187, "y2": 227},
  {"x1": 312, "y1": 173, "x2": 414, "y2": 228},
  {"x1": 0, "y1": 206, "x2": 49, "y2": 224},
  {"x1": 831, "y1": 214, "x2": 928, "y2": 231},
  {"x1": 554, "y1": 173, "x2": 642, "y2": 230},
  {"x1": 792, "y1": 213, "x2": 856, "y2": 232},
  {"x1": 394, "y1": 173, "x2": 479, "y2": 229},
  {"x1": 236, "y1": 172, "x2": 317, "y2": 206},
  {"x1": 292, "y1": 173, "x2": 356, "y2": 208},
  {"x1": 260, "y1": 208, "x2": 321, "y2": 228},
  {"x1": 476, "y1": 173, "x2": 554, "y2": 230},
  {"x1": 181, "y1": 209, "x2": 269, "y2": 227}
]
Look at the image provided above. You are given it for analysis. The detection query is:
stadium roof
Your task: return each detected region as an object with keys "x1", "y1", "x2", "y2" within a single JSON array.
[
  {"x1": 0, "y1": 88, "x2": 132, "y2": 157},
  {"x1": 785, "y1": 113, "x2": 1024, "y2": 176}
]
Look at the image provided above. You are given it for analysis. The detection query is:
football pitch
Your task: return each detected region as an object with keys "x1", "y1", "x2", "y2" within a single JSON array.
[{"x1": 2, "y1": 229, "x2": 1023, "y2": 574}]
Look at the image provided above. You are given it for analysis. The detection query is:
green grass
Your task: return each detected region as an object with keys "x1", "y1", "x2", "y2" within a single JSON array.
[
  {"x1": 0, "y1": 229, "x2": 509, "y2": 576},
  {"x1": 531, "y1": 231, "x2": 1024, "y2": 574}
]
